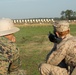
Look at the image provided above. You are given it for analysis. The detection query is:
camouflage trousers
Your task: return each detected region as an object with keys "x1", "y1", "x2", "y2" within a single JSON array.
[
  {"x1": 0, "y1": 60, "x2": 26, "y2": 75},
  {"x1": 39, "y1": 63, "x2": 69, "y2": 75},
  {"x1": 8, "y1": 69, "x2": 26, "y2": 75},
  {"x1": 0, "y1": 69, "x2": 26, "y2": 75}
]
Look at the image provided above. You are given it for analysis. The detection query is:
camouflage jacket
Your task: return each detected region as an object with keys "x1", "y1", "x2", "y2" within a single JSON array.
[
  {"x1": 47, "y1": 34, "x2": 76, "y2": 67},
  {"x1": 0, "y1": 37, "x2": 20, "y2": 75}
]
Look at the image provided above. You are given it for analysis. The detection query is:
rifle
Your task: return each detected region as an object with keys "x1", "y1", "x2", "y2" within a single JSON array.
[{"x1": 48, "y1": 31, "x2": 62, "y2": 44}]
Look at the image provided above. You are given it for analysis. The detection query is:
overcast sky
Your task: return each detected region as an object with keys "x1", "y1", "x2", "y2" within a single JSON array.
[{"x1": 0, "y1": 0, "x2": 76, "y2": 19}]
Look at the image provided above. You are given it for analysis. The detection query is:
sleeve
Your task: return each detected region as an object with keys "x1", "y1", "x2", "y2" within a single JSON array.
[
  {"x1": 47, "y1": 43, "x2": 67, "y2": 65},
  {"x1": 0, "y1": 60, "x2": 9, "y2": 75},
  {"x1": 9, "y1": 43, "x2": 20, "y2": 72},
  {"x1": 0, "y1": 42, "x2": 20, "y2": 75}
]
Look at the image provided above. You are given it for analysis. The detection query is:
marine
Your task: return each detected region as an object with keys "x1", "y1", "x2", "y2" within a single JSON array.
[
  {"x1": 39, "y1": 21, "x2": 76, "y2": 75},
  {"x1": 0, "y1": 18, "x2": 26, "y2": 75}
]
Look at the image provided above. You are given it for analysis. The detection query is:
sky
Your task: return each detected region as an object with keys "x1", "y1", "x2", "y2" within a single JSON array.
[{"x1": 0, "y1": 0, "x2": 76, "y2": 19}]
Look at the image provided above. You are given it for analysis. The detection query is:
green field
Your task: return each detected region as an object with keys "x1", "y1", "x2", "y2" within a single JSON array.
[{"x1": 15, "y1": 24, "x2": 76, "y2": 75}]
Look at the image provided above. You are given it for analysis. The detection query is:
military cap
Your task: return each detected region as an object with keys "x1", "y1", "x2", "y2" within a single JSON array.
[{"x1": 53, "y1": 21, "x2": 70, "y2": 32}]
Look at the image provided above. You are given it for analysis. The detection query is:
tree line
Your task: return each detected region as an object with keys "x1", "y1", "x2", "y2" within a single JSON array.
[{"x1": 54, "y1": 10, "x2": 76, "y2": 20}]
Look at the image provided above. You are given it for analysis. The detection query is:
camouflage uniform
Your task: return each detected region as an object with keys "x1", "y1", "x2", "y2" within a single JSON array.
[
  {"x1": 0, "y1": 37, "x2": 26, "y2": 75},
  {"x1": 39, "y1": 21, "x2": 76, "y2": 75}
]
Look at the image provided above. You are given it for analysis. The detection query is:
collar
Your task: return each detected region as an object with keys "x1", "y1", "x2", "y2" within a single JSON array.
[{"x1": 63, "y1": 34, "x2": 73, "y2": 41}]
